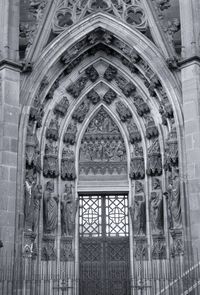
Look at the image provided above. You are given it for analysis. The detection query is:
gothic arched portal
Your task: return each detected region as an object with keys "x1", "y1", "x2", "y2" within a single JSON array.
[{"x1": 19, "y1": 13, "x2": 185, "y2": 295}]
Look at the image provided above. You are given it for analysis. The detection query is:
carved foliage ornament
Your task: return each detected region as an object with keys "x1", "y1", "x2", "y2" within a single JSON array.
[{"x1": 103, "y1": 89, "x2": 117, "y2": 105}]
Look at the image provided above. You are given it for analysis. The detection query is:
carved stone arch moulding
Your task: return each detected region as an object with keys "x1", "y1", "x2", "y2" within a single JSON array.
[{"x1": 20, "y1": 16, "x2": 184, "y2": 261}]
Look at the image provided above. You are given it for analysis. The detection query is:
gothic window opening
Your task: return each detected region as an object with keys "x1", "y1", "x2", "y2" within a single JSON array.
[{"x1": 79, "y1": 194, "x2": 130, "y2": 295}]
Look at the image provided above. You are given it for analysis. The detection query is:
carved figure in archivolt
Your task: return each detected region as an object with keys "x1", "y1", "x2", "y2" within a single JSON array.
[
  {"x1": 43, "y1": 181, "x2": 58, "y2": 234},
  {"x1": 24, "y1": 171, "x2": 36, "y2": 231},
  {"x1": 43, "y1": 139, "x2": 59, "y2": 178},
  {"x1": 165, "y1": 170, "x2": 182, "y2": 229},
  {"x1": 61, "y1": 145, "x2": 76, "y2": 180},
  {"x1": 61, "y1": 185, "x2": 78, "y2": 236},
  {"x1": 150, "y1": 178, "x2": 164, "y2": 235},
  {"x1": 130, "y1": 195, "x2": 146, "y2": 235},
  {"x1": 33, "y1": 184, "x2": 42, "y2": 232}
]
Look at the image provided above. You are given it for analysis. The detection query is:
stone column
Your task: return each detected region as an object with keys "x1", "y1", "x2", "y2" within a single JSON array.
[
  {"x1": 179, "y1": 0, "x2": 200, "y2": 250},
  {"x1": 0, "y1": 0, "x2": 20, "y2": 250}
]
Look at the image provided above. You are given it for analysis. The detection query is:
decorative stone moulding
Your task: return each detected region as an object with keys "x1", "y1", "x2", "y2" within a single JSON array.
[
  {"x1": 54, "y1": 96, "x2": 70, "y2": 117},
  {"x1": 147, "y1": 139, "x2": 162, "y2": 177},
  {"x1": 85, "y1": 65, "x2": 99, "y2": 82},
  {"x1": 72, "y1": 100, "x2": 90, "y2": 123},
  {"x1": 116, "y1": 101, "x2": 132, "y2": 122},
  {"x1": 41, "y1": 235, "x2": 56, "y2": 261},
  {"x1": 67, "y1": 76, "x2": 88, "y2": 99},
  {"x1": 63, "y1": 121, "x2": 78, "y2": 145},
  {"x1": 45, "y1": 117, "x2": 59, "y2": 141},
  {"x1": 43, "y1": 140, "x2": 59, "y2": 178},
  {"x1": 103, "y1": 89, "x2": 117, "y2": 105},
  {"x1": 61, "y1": 145, "x2": 76, "y2": 180}
]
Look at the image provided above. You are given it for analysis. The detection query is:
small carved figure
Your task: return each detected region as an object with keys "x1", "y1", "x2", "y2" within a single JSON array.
[
  {"x1": 165, "y1": 170, "x2": 182, "y2": 229},
  {"x1": 61, "y1": 185, "x2": 78, "y2": 236},
  {"x1": 61, "y1": 145, "x2": 76, "y2": 180},
  {"x1": 150, "y1": 191, "x2": 163, "y2": 235},
  {"x1": 33, "y1": 184, "x2": 42, "y2": 232},
  {"x1": 63, "y1": 121, "x2": 78, "y2": 145},
  {"x1": 43, "y1": 181, "x2": 58, "y2": 234},
  {"x1": 43, "y1": 139, "x2": 59, "y2": 178},
  {"x1": 24, "y1": 171, "x2": 36, "y2": 231},
  {"x1": 130, "y1": 195, "x2": 146, "y2": 235}
]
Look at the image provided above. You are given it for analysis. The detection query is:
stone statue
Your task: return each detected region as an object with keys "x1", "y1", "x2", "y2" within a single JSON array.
[
  {"x1": 165, "y1": 170, "x2": 182, "y2": 229},
  {"x1": 150, "y1": 189, "x2": 163, "y2": 235},
  {"x1": 130, "y1": 195, "x2": 146, "y2": 235},
  {"x1": 24, "y1": 171, "x2": 36, "y2": 231},
  {"x1": 33, "y1": 184, "x2": 42, "y2": 232},
  {"x1": 61, "y1": 185, "x2": 78, "y2": 236},
  {"x1": 43, "y1": 181, "x2": 58, "y2": 234}
]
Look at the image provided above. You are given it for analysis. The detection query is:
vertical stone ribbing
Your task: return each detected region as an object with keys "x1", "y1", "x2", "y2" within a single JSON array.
[{"x1": 179, "y1": 0, "x2": 200, "y2": 249}]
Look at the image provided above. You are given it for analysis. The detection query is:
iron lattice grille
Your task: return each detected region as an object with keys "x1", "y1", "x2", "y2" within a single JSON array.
[{"x1": 79, "y1": 194, "x2": 130, "y2": 295}]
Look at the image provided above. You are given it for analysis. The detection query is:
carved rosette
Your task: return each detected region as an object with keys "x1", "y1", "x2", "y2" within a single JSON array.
[
  {"x1": 61, "y1": 146, "x2": 76, "y2": 180},
  {"x1": 60, "y1": 237, "x2": 74, "y2": 261},
  {"x1": 63, "y1": 121, "x2": 78, "y2": 145},
  {"x1": 54, "y1": 96, "x2": 69, "y2": 117},
  {"x1": 43, "y1": 140, "x2": 59, "y2": 178},
  {"x1": 152, "y1": 236, "x2": 166, "y2": 260},
  {"x1": 116, "y1": 101, "x2": 132, "y2": 122},
  {"x1": 41, "y1": 235, "x2": 56, "y2": 261},
  {"x1": 147, "y1": 140, "x2": 162, "y2": 177},
  {"x1": 45, "y1": 117, "x2": 59, "y2": 141}
]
